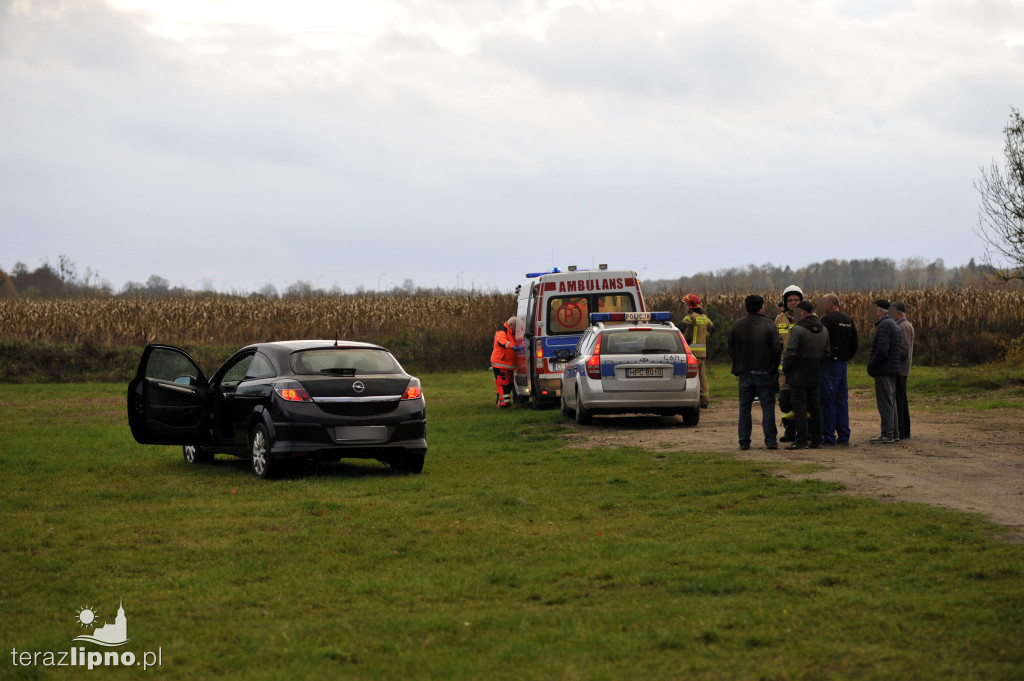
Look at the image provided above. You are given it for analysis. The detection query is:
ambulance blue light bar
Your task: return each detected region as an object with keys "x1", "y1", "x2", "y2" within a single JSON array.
[
  {"x1": 525, "y1": 267, "x2": 562, "y2": 278},
  {"x1": 590, "y1": 312, "x2": 672, "y2": 323}
]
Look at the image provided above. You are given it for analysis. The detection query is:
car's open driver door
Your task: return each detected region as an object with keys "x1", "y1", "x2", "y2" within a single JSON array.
[{"x1": 127, "y1": 344, "x2": 212, "y2": 446}]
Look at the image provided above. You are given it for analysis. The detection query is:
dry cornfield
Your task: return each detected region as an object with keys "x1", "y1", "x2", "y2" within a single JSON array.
[
  {"x1": 0, "y1": 292, "x2": 514, "y2": 373},
  {"x1": 1, "y1": 287, "x2": 1022, "y2": 372}
]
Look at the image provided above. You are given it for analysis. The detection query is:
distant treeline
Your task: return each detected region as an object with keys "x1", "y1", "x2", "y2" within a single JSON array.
[
  {"x1": 0, "y1": 257, "x2": 478, "y2": 299},
  {"x1": 644, "y1": 257, "x2": 1019, "y2": 293},
  {"x1": 2, "y1": 255, "x2": 1020, "y2": 300}
]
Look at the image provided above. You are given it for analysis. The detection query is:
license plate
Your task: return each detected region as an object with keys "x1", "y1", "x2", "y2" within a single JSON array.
[
  {"x1": 549, "y1": 363, "x2": 563, "y2": 372},
  {"x1": 626, "y1": 367, "x2": 663, "y2": 378},
  {"x1": 335, "y1": 426, "x2": 388, "y2": 443}
]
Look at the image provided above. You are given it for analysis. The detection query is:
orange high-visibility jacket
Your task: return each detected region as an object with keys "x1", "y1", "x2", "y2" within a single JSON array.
[{"x1": 490, "y1": 324, "x2": 516, "y2": 369}]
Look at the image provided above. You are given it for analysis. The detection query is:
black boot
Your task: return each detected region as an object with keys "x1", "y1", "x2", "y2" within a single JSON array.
[{"x1": 779, "y1": 419, "x2": 796, "y2": 443}]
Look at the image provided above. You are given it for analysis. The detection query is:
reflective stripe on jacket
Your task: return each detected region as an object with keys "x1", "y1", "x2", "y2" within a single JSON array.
[
  {"x1": 682, "y1": 311, "x2": 714, "y2": 358},
  {"x1": 774, "y1": 311, "x2": 796, "y2": 389}
]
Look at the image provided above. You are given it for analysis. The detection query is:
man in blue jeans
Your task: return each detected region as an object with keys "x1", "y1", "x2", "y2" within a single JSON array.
[
  {"x1": 819, "y1": 293, "x2": 859, "y2": 445},
  {"x1": 728, "y1": 295, "x2": 783, "y2": 450}
]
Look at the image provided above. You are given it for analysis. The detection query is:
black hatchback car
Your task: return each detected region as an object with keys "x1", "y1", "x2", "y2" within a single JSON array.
[{"x1": 127, "y1": 341, "x2": 427, "y2": 477}]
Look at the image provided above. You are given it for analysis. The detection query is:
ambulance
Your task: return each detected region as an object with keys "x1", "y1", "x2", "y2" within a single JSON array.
[{"x1": 512, "y1": 265, "x2": 646, "y2": 407}]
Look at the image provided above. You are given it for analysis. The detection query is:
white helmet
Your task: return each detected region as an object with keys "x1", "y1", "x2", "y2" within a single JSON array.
[{"x1": 782, "y1": 285, "x2": 804, "y2": 301}]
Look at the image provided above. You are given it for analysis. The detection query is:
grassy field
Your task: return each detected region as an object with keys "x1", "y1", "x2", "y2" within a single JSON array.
[{"x1": 1, "y1": 372, "x2": 1023, "y2": 680}]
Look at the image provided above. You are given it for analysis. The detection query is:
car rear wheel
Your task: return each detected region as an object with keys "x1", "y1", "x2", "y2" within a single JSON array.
[
  {"x1": 681, "y1": 407, "x2": 700, "y2": 426},
  {"x1": 250, "y1": 423, "x2": 277, "y2": 479},
  {"x1": 575, "y1": 389, "x2": 593, "y2": 425},
  {"x1": 183, "y1": 444, "x2": 212, "y2": 464}
]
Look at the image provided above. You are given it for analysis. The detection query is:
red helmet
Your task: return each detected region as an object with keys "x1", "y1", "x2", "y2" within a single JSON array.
[{"x1": 684, "y1": 293, "x2": 702, "y2": 309}]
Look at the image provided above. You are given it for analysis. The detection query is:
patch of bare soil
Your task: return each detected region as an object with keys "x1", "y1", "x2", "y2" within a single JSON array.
[{"x1": 564, "y1": 390, "x2": 1024, "y2": 542}]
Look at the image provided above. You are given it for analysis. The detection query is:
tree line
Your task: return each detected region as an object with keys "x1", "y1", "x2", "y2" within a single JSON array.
[
  {"x1": 642, "y1": 257, "x2": 1017, "y2": 294},
  {"x1": 0, "y1": 255, "x2": 1019, "y2": 301}
]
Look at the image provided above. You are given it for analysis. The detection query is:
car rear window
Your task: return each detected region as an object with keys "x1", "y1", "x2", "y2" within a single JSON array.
[
  {"x1": 602, "y1": 330, "x2": 684, "y2": 355},
  {"x1": 290, "y1": 348, "x2": 402, "y2": 375}
]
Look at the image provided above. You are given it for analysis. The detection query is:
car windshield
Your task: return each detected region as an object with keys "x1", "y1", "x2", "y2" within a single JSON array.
[
  {"x1": 602, "y1": 330, "x2": 684, "y2": 355},
  {"x1": 290, "y1": 348, "x2": 402, "y2": 375}
]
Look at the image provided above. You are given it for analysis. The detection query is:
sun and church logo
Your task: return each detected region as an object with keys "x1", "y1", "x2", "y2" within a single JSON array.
[{"x1": 73, "y1": 600, "x2": 133, "y2": 647}]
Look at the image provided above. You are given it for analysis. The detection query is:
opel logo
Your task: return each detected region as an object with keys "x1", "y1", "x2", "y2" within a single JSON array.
[{"x1": 352, "y1": 381, "x2": 365, "y2": 393}]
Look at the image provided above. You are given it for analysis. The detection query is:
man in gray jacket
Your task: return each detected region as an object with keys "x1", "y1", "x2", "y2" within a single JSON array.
[
  {"x1": 890, "y1": 301, "x2": 915, "y2": 439},
  {"x1": 867, "y1": 300, "x2": 902, "y2": 444},
  {"x1": 781, "y1": 300, "x2": 830, "y2": 450}
]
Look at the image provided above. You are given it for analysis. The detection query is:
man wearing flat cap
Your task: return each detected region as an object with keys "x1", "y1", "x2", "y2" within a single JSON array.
[
  {"x1": 889, "y1": 301, "x2": 914, "y2": 439},
  {"x1": 867, "y1": 299, "x2": 902, "y2": 444}
]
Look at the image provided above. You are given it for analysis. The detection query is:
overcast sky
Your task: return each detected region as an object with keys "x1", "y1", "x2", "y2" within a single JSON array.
[{"x1": 2, "y1": 0, "x2": 1022, "y2": 293}]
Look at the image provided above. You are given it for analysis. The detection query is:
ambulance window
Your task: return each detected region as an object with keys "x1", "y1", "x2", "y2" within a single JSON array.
[
  {"x1": 595, "y1": 294, "x2": 637, "y2": 313},
  {"x1": 548, "y1": 296, "x2": 590, "y2": 335},
  {"x1": 525, "y1": 286, "x2": 538, "y2": 336}
]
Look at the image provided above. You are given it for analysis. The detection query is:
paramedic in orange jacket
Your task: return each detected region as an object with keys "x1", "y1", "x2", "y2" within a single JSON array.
[{"x1": 491, "y1": 317, "x2": 518, "y2": 407}]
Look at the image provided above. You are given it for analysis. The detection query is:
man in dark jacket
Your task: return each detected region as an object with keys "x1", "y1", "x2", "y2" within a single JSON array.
[
  {"x1": 781, "y1": 300, "x2": 830, "y2": 450},
  {"x1": 867, "y1": 300, "x2": 902, "y2": 444},
  {"x1": 728, "y1": 294, "x2": 782, "y2": 451},
  {"x1": 819, "y1": 293, "x2": 859, "y2": 446}
]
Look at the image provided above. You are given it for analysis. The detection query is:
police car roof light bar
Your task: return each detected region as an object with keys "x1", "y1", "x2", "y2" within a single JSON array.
[{"x1": 590, "y1": 311, "x2": 672, "y2": 323}]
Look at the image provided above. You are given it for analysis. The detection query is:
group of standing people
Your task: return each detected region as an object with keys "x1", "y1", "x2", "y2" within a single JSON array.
[
  {"x1": 727, "y1": 286, "x2": 914, "y2": 450},
  {"x1": 488, "y1": 288, "x2": 916, "y2": 449}
]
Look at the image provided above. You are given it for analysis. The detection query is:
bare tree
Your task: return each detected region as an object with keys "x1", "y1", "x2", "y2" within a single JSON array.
[{"x1": 974, "y1": 107, "x2": 1024, "y2": 281}]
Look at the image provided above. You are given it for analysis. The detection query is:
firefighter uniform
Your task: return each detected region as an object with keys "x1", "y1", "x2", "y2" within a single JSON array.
[
  {"x1": 491, "y1": 318, "x2": 517, "y2": 407},
  {"x1": 681, "y1": 293, "x2": 714, "y2": 408},
  {"x1": 775, "y1": 285, "x2": 804, "y2": 442}
]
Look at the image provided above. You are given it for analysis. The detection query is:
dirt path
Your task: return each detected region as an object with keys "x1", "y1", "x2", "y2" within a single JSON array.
[{"x1": 565, "y1": 390, "x2": 1024, "y2": 542}]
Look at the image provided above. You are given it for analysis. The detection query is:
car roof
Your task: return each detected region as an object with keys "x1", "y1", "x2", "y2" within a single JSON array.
[{"x1": 245, "y1": 340, "x2": 388, "y2": 353}]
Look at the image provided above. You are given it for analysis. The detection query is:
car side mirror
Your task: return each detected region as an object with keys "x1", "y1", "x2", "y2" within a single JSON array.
[{"x1": 556, "y1": 349, "x2": 573, "y2": 361}]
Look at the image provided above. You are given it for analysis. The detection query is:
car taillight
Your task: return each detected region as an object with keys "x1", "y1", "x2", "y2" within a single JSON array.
[
  {"x1": 402, "y1": 379, "x2": 423, "y2": 400},
  {"x1": 586, "y1": 334, "x2": 602, "y2": 379},
  {"x1": 678, "y1": 332, "x2": 699, "y2": 378},
  {"x1": 274, "y1": 380, "x2": 312, "y2": 402}
]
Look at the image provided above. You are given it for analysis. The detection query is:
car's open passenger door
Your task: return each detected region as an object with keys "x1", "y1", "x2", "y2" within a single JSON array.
[{"x1": 127, "y1": 344, "x2": 212, "y2": 445}]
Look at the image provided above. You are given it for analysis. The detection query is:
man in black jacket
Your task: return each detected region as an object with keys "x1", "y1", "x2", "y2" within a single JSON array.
[
  {"x1": 867, "y1": 299, "x2": 902, "y2": 444},
  {"x1": 819, "y1": 293, "x2": 859, "y2": 446},
  {"x1": 782, "y1": 300, "x2": 830, "y2": 450},
  {"x1": 728, "y1": 295, "x2": 782, "y2": 451}
]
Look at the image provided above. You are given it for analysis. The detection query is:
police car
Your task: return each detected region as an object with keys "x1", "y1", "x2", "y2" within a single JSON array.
[{"x1": 558, "y1": 312, "x2": 701, "y2": 426}]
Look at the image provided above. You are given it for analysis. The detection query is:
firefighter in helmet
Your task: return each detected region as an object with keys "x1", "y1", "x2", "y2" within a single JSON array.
[
  {"x1": 491, "y1": 317, "x2": 518, "y2": 407},
  {"x1": 681, "y1": 293, "x2": 714, "y2": 408},
  {"x1": 775, "y1": 285, "x2": 805, "y2": 441}
]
